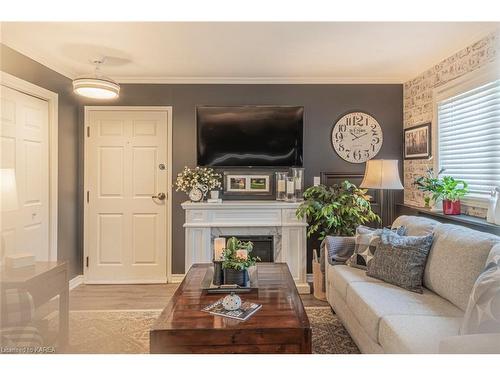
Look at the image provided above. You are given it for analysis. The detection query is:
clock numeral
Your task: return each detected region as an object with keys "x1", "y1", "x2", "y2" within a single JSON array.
[
  {"x1": 335, "y1": 132, "x2": 344, "y2": 142},
  {"x1": 339, "y1": 124, "x2": 347, "y2": 132}
]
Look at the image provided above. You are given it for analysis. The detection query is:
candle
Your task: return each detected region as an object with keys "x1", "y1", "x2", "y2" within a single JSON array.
[
  {"x1": 286, "y1": 180, "x2": 295, "y2": 194},
  {"x1": 277, "y1": 180, "x2": 286, "y2": 192},
  {"x1": 214, "y1": 237, "x2": 226, "y2": 260}
]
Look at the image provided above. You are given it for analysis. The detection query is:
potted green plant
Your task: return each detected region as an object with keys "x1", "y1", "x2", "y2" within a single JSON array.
[
  {"x1": 221, "y1": 237, "x2": 260, "y2": 286},
  {"x1": 414, "y1": 167, "x2": 444, "y2": 209},
  {"x1": 414, "y1": 168, "x2": 469, "y2": 215},
  {"x1": 296, "y1": 181, "x2": 380, "y2": 239},
  {"x1": 439, "y1": 176, "x2": 469, "y2": 215}
]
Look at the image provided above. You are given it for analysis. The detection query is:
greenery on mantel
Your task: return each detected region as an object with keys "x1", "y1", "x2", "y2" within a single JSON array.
[{"x1": 296, "y1": 181, "x2": 380, "y2": 239}]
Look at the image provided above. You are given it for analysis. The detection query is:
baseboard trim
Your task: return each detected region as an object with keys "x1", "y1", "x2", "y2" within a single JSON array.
[
  {"x1": 169, "y1": 274, "x2": 185, "y2": 283},
  {"x1": 69, "y1": 275, "x2": 84, "y2": 290}
]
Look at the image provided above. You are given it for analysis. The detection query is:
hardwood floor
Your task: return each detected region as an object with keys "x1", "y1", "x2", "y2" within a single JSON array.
[{"x1": 69, "y1": 282, "x2": 328, "y2": 310}]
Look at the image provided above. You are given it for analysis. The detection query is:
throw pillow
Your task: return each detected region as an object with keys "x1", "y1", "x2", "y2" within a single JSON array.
[
  {"x1": 320, "y1": 236, "x2": 356, "y2": 273},
  {"x1": 460, "y1": 244, "x2": 500, "y2": 335},
  {"x1": 366, "y1": 230, "x2": 434, "y2": 293},
  {"x1": 347, "y1": 225, "x2": 407, "y2": 270}
]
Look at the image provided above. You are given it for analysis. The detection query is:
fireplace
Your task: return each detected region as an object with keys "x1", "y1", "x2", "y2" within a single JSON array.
[{"x1": 228, "y1": 235, "x2": 274, "y2": 262}]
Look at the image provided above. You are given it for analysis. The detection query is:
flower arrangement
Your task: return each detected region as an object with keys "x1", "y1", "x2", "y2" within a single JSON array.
[
  {"x1": 175, "y1": 166, "x2": 222, "y2": 194},
  {"x1": 221, "y1": 237, "x2": 260, "y2": 271}
]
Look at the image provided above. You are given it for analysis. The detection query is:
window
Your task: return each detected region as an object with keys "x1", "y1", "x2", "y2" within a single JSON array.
[{"x1": 437, "y1": 68, "x2": 500, "y2": 203}]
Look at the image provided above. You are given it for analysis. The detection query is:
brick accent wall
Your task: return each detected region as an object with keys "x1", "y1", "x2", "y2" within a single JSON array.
[{"x1": 403, "y1": 29, "x2": 500, "y2": 217}]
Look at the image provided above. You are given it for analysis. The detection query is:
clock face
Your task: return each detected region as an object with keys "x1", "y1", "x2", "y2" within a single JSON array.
[
  {"x1": 331, "y1": 112, "x2": 383, "y2": 163},
  {"x1": 189, "y1": 187, "x2": 203, "y2": 202}
]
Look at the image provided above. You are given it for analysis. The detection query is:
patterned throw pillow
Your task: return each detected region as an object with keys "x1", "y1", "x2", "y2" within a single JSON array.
[
  {"x1": 460, "y1": 244, "x2": 500, "y2": 335},
  {"x1": 347, "y1": 225, "x2": 406, "y2": 270},
  {"x1": 366, "y1": 230, "x2": 434, "y2": 293}
]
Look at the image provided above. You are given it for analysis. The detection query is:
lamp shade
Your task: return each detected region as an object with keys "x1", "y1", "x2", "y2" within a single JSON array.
[
  {"x1": 360, "y1": 159, "x2": 404, "y2": 190},
  {"x1": 1, "y1": 168, "x2": 19, "y2": 211}
]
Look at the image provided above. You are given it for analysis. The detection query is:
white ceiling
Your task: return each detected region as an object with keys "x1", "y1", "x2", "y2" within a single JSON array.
[{"x1": 1, "y1": 22, "x2": 498, "y2": 83}]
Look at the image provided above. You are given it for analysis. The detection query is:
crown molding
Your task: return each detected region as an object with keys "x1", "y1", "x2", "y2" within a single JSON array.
[{"x1": 114, "y1": 76, "x2": 405, "y2": 84}]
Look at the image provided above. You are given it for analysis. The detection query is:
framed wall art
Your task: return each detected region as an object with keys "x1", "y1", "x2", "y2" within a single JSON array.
[{"x1": 404, "y1": 122, "x2": 431, "y2": 159}]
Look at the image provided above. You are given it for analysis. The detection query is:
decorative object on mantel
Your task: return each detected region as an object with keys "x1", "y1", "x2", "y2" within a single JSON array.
[
  {"x1": 223, "y1": 170, "x2": 273, "y2": 198},
  {"x1": 331, "y1": 111, "x2": 383, "y2": 163},
  {"x1": 404, "y1": 122, "x2": 431, "y2": 159},
  {"x1": 175, "y1": 166, "x2": 221, "y2": 202},
  {"x1": 291, "y1": 167, "x2": 305, "y2": 201},
  {"x1": 221, "y1": 237, "x2": 259, "y2": 287},
  {"x1": 360, "y1": 159, "x2": 404, "y2": 227},
  {"x1": 296, "y1": 181, "x2": 379, "y2": 240},
  {"x1": 275, "y1": 172, "x2": 288, "y2": 201}
]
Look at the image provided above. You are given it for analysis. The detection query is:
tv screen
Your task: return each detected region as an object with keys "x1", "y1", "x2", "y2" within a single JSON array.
[{"x1": 197, "y1": 106, "x2": 303, "y2": 167}]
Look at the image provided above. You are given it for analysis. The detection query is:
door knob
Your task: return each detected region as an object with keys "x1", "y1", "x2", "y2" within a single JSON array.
[{"x1": 152, "y1": 192, "x2": 166, "y2": 201}]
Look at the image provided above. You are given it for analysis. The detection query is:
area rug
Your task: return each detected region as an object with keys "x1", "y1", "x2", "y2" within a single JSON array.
[{"x1": 49, "y1": 307, "x2": 359, "y2": 354}]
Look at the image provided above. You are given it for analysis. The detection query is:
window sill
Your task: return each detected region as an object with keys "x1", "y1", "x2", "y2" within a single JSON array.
[{"x1": 397, "y1": 204, "x2": 500, "y2": 236}]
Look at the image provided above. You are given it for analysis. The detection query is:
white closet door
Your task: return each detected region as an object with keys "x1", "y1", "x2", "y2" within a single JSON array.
[
  {"x1": 84, "y1": 109, "x2": 168, "y2": 283},
  {"x1": 1, "y1": 85, "x2": 49, "y2": 261}
]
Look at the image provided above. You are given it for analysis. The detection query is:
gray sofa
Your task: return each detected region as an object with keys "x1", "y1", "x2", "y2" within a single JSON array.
[{"x1": 325, "y1": 215, "x2": 500, "y2": 353}]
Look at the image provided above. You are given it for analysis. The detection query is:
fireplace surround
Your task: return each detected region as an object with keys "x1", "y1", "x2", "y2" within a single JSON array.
[{"x1": 182, "y1": 200, "x2": 309, "y2": 293}]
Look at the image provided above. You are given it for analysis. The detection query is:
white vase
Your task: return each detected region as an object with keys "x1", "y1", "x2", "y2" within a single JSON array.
[
  {"x1": 431, "y1": 197, "x2": 443, "y2": 212},
  {"x1": 487, "y1": 188, "x2": 498, "y2": 224},
  {"x1": 210, "y1": 190, "x2": 219, "y2": 200},
  {"x1": 493, "y1": 188, "x2": 500, "y2": 225}
]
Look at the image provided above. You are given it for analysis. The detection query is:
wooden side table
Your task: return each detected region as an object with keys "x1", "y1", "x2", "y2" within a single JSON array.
[{"x1": 1, "y1": 261, "x2": 69, "y2": 347}]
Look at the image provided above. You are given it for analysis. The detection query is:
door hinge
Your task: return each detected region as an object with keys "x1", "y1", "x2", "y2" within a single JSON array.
[
  {"x1": 87, "y1": 126, "x2": 90, "y2": 137},
  {"x1": 86, "y1": 256, "x2": 89, "y2": 268},
  {"x1": 86, "y1": 191, "x2": 90, "y2": 203}
]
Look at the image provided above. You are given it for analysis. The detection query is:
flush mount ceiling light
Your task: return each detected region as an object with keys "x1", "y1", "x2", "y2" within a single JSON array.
[{"x1": 73, "y1": 59, "x2": 120, "y2": 99}]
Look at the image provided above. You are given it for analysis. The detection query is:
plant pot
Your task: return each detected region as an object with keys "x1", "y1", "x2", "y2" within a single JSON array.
[
  {"x1": 443, "y1": 199, "x2": 461, "y2": 215},
  {"x1": 223, "y1": 268, "x2": 248, "y2": 287}
]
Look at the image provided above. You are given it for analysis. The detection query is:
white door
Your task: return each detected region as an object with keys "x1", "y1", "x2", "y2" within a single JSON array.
[
  {"x1": 0, "y1": 85, "x2": 50, "y2": 261},
  {"x1": 84, "y1": 108, "x2": 169, "y2": 283}
]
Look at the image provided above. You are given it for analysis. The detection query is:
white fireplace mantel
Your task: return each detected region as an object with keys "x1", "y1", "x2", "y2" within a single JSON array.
[{"x1": 181, "y1": 200, "x2": 310, "y2": 293}]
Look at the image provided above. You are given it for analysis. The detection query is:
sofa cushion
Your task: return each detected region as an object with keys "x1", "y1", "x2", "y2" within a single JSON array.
[
  {"x1": 461, "y1": 243, "x2": 500, "y2": 335},
  {"x1": 379, "y1": 315, "x2": 462, "y2": 353},
  {"x1": 327, "y1": 264, "x2": 382, "y2": 300},
  {"x1": 392, "y1": 215, "x2": 439, "y2": 236},
  {"x1": 347, "y1": 226, "x2": 406, "y2": 270},
  {"x1": 345, "y1": 281, "x2": 463, "y2": 342},
  {"x1": 424, "y1": 223, "x2": 499, "y2": 311},
  {"x1": 367, "y1": 230, "x2": 434, "y2": 293}
]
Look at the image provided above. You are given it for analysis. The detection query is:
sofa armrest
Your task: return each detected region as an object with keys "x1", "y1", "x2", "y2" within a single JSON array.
[{"x1": 439, "y1": 334, "x2": 500, "y2": 354}]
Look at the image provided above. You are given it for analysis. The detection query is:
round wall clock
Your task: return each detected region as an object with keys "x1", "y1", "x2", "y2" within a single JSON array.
[{"x1": 331, "y1": 112, "x2": 383, "y2": 163}]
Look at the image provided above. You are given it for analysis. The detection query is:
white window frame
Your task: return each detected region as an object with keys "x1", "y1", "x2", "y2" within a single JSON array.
[{"x1": 433, "y1": 61, "x2": 500, "y2": 209}]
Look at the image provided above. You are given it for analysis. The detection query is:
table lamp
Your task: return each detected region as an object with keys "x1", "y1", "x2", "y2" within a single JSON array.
[{"x1": 360, "y1": 160, "x2": 403, "y2": 227}]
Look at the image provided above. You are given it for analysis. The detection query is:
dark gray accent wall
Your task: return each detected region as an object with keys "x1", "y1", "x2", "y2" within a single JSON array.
[
  {"x1": 1, "y1": 44, "x2": 82, "y2": 278},
  {"x1": 2, "y1": 44, "x2": 403, "y2": 277},
  {"x1": 78, "y1": 83, "x2": 403, "y2": 274}
]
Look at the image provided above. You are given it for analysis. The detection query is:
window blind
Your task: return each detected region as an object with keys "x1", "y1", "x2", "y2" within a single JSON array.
[{"x1": 438, "y1": 79, "x2": 500, "y2": 199}]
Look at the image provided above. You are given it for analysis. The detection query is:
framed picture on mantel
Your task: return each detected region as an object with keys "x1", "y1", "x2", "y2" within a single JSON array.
[{"x1": 222, "y1": 170, "x2": 275, "y2": 199}]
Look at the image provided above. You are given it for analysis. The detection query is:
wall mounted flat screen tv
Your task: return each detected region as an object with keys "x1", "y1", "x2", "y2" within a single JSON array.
[{"x1": 197, "y1": 106, "x2": 304, "y2": 167}]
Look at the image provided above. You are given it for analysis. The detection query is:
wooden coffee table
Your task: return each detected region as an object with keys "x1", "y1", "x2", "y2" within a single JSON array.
[{"x1": 150, "y1": 263, "x2": 311, "y2": 354}]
